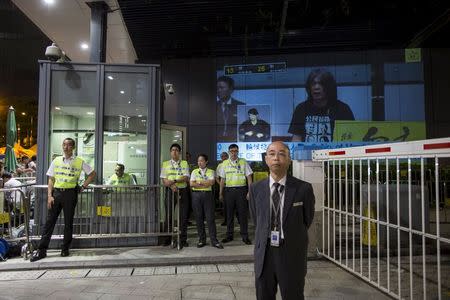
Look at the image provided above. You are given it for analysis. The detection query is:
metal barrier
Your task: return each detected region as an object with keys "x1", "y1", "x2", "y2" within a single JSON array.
[
  {"x1": 313, "y1": 138, "x2": 450, "y2": 299},
  {"x1": 0, "y1": 185, "x2": 33, "y2": 260},
  {"x1": 32, "y1": 185, "x2": 181, "y2": 249}
]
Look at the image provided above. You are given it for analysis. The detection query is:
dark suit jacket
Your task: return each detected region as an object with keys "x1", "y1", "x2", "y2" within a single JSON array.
[
  {"x1": 249, "y1": 176, "x2": 315, "y2": 279},
  {"x1": 216, "y1": 98, "x2": 245, "y2": 142}
]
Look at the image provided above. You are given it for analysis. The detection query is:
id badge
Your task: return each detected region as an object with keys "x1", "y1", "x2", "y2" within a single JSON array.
[{"x1": 270, "y1": 230, "x2": 280, "y2": 247}]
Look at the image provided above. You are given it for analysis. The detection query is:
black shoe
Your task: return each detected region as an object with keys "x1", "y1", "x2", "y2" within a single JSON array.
[
  {"x1": 221, "y1": 237, "x2": 233, "y2": 243},
  {"x1": 197, "y1": 241, "x2": 206, "y2": 248},
  {"x1": 212, "y1": 242, "x2": 224, "y2": 249},
  {"x1": 242, "y1": 238, "x2": 252, "y2": 245},
  {"x1": 61, "y1": 249, "x2": 70, "y2": 257},
  {"x1": 180, "y1": 241, "x2": 189, "y2": 249},
  {"x1": 30, "y1": 249, "x2": 47, "y2": 262}
]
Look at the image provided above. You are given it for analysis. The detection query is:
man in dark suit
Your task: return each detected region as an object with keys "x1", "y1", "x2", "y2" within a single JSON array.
[
  {"x1": 249, "y1": 141, "x2": 315, "y2": 300},
  {"x1": 216, "y1": 76, "x2": 245, "y2": 142}
]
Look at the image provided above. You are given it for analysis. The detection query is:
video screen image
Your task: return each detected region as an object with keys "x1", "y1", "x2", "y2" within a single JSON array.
[{"x1": 215, "y1": 53, "x2": 425, "y2": 161}]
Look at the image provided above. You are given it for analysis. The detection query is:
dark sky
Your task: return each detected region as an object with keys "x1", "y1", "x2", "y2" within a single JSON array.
[{"x1": 0, "y1": 0, "x2": 50, "y2": 145}]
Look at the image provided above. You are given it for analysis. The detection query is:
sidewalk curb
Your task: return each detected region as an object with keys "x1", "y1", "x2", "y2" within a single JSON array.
[{"x1": 0, "y1": 254, "x2": 255, "y2": 272}]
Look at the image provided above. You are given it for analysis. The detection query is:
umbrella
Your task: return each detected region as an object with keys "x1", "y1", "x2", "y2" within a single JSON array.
[{"x1": 5, "y1": 106, "x2": 17, "y2": 172}]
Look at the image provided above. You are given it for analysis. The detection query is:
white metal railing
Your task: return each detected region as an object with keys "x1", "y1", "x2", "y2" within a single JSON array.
[{"x1": 313, "y1": 137, "x2": 450, "y2": 300}]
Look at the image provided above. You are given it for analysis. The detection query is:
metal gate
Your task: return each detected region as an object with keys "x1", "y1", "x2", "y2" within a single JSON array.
[{"x1": 312, "y1": 138, "x2": 450, "y2": 299}]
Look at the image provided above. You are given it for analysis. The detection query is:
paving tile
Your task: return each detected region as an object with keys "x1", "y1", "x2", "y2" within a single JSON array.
[
  {"x1": 40, "y1": 269, "x2": 90, "y2": 279},
  {"x1": 236, "y1": 263, "x2": 254, "y2": 272},
  {"x1": 83, "y1": 285, "x2": 134, "y2": 295},
  {"x1": 0, "y1": 270, "x2": 46, "y2": 281},
  {"x1": 86, "y1": 269, "x2": 113, "y2": 277},
  {"x1": 132, "y1": 267, "x2": 156, "y2": 276},
  {"x1": 47, "y1": 291, "x2": 102, "y2": 300},
  {"x1": 109, "y1": 268, "x2": 133, "y2": 277},
  {"x1": 217, "y1": 264, "x2": 240, "y2": 273},
  {"x1": 177, "y1": 264, "x2": 218, "y2": 274},
  {"x1": 154, "y1": 266, "x2": 176, "y2": 275}
]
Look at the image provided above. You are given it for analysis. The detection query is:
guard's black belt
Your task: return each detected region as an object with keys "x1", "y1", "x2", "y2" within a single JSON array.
[
  {"x1": 54, "y1": 187, "x2": 77, "y2": 192},
  {"x1": 225, "y1": 186, "x2": 246, "y2": 189}
]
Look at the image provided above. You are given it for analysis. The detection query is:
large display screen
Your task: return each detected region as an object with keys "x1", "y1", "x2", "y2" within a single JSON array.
[{"x1": 215, "y1": 51, "x2": 425, "y2": 160}]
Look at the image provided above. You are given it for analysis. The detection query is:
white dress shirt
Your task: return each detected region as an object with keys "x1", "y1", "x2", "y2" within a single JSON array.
[{"x1": 269, "y1": 175, "x2": 287, "y2": 239}]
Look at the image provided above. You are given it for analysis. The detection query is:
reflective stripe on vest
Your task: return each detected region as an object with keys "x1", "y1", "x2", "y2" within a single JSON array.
[
  {"x1": 109, "y1": 173, "x2": 132, "y2": 185},
  {"x1": 53, "y1": 156, "x2": 83, "y2": 188},
  {"x1": 191, "y1": 168, "x2": 214, "y2": 191},
  {"x1": 162, "y1": 160, "x2": 189, "y2": 188},
  {"x1": 222, "y1": 158, "x2": 247, "y2": 187}
]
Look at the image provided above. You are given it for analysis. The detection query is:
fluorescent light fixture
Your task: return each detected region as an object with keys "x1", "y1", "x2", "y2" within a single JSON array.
[
  {"x1": 86, "y1": 111, "x2": 94, "y2": 115},
  {"x1": 120, "y1": 90, "x2": 125, "y2": 94},
  {"x1": 55, "y1": 106, "x2": 61, "y2": 110},
  {"x1": 81, "y1": 43, "x2": 89, "y2": 50},
  {"x1": 107, "y1": 75, "x2": 114, "y2": 80},
  {"x1": 137, "y1": 115, "x2": 143, "y2": 117}
]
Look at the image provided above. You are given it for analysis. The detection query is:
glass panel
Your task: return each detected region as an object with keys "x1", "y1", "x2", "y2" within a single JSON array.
[
  {"x1": 50, "y1": 70, "x2": 97, "y2": 170},
  {"x1": 103, "y1": 72, "x2": 149, "y2": 185},
  {"x1": 160, "y1": 127, "x2": 183, "y2": 164}
]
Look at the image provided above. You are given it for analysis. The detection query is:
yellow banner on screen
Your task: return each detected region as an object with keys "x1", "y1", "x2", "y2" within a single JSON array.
[{"x1": 334, "y1": 121, "x2": 426, "y2": 142}]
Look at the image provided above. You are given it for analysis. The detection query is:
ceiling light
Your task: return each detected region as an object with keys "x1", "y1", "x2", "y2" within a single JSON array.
[
  {"x1": 137, "y1": 115, "x2": 143, "y2": 117},
  {"x1": 128, "y1": 101, "x2": 131, "y2": 104},
  {"x1": 86, "y1": 111, "x2": 94, "y2": 115},
  {"x1": 120, "y1": 90, "x2": 125, "y2": 94},
  {"x1": 43, "y1": 0, "x2": 55, "y2": 5},
  {"x1": 81, "y1": 43, "x2": 89, "y2": 50},
  {"x1": 55, "y1": 106, "x2": 61, "y2": 110},
  {"x1": 21, "y1": 112, "x2": 26, "y2": 116},
  {"x1": 107, "y1": 75, "x2": 114, "y2": 80}
]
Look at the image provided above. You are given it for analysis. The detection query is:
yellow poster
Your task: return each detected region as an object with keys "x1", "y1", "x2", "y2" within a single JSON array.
[
  {"x1": 96, "y1": 206, "x2": 112, "y2": 217},
  {"x1": 334, "y1": 121, "x2": 426, "y2": 142}
]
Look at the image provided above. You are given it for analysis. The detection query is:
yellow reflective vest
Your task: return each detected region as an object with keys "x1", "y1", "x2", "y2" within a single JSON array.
[
  {"x1": 191, "y1": 168, "x2": 214, "y2": 191},
  {"x1": 162, "y1": 160, "x2": 189, "y2": 188},
  {"x1": 53, "y1": 156, "x2": 83, "y2": 188},
  {"x1": 221, "y1": 158, "x2": 247, "y2": 187},
  {"x1": 109, "y1": 173, "x2": 133, "y2": 185}
]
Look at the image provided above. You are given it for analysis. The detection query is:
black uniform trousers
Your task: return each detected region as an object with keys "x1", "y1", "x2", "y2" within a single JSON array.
[
  {"x1": 38, "y1": 188, "x2": 78, "y2": 251},
  {"x1": 224, "y1": 186, "x2": 248, "y2": 239},
  {"x1": 191, "y1": 191, "x2": 218, "y2": 244},
  {"x1": 166, "y1": 187, "x2": 190, "y2": 243},
  {"x1": 255, "y1": 240, "x2": 305, "y2": 300}
]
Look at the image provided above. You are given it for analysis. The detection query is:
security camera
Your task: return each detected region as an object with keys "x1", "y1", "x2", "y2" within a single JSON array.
[
  {"x1": 165, "y1": 83, "x2": 175, "y2": 95},
  {"x1": 45, "y1": 43, "x2": 62, "y2": 61}
]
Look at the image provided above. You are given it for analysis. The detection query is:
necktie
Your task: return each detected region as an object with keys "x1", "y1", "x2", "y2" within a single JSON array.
[{"x1": 271, "y1": 183, "x2": 283, "y2": 230}]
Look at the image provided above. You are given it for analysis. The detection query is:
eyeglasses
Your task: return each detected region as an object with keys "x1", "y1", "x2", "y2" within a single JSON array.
[{"x1": 229, "y1": 150, "x2": 238, "y2": 153}]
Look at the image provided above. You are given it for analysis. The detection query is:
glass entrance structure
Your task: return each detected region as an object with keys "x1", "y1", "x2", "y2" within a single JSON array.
[
  {"x1": 34, "y1": 62, "x2": 161, "y2": 247},
  {"x1": 36, "y1": 62, "x2": 160, "y2": 186}
]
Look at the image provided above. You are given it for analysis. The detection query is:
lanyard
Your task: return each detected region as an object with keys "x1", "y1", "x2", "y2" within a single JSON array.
[
  {"x1": 170, "y1": 160, "x2": 182, "y2": 176},
  {"x1": 199, "y1": 168, "x2": 208, "y2": 180},
  {"x1": 229, "y1": 159, "x2": 242, "y2": 172}
]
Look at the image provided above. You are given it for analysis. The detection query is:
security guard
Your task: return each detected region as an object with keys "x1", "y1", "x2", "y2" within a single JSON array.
[
  {"x1": 190, "y1": 154, "x2": 223, "y2": 249},
  {"x1": 219, "y1": 144, "x2": 253, "y2": 245},
  {"x1": 30, "y1": 137, "x2": 95, "y2": 262},
  {"x1": 160, "y1": 143, "x2": 190, "y2": 248},
  {"x1": 107, "y1": 163, "x2": 135, "y2": 185}
]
